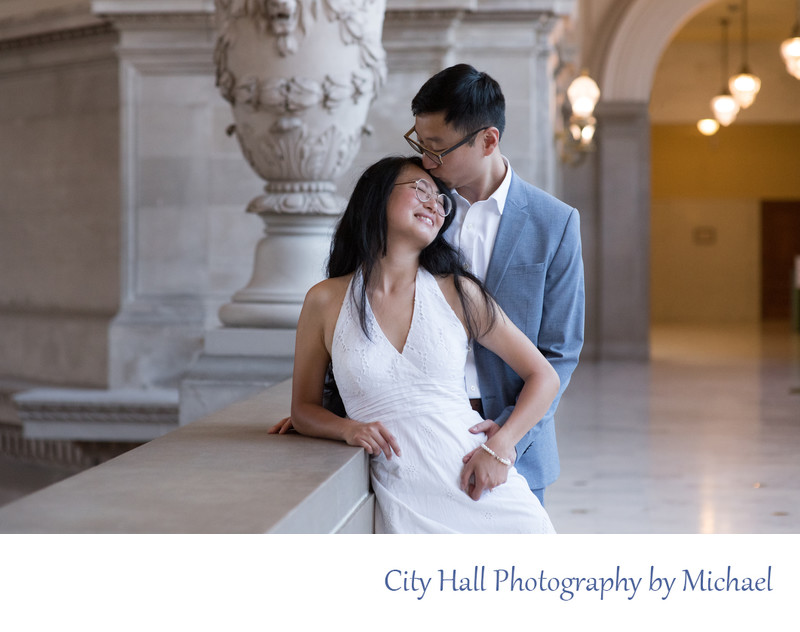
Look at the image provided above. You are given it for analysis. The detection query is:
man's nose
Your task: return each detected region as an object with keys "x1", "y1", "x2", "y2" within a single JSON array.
[{"x1": 421, "y1": 154, "x2": 439, "y2": 170}]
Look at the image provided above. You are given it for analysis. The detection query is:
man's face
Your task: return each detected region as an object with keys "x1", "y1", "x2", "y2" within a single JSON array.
[{"x1": 411, "y1": 112, "x2": 485, "y2": 190}]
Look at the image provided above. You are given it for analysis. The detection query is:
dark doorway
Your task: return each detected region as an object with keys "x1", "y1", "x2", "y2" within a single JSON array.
[{"x1": 761, "y1": 200, "x2": 800, "y2": 321}]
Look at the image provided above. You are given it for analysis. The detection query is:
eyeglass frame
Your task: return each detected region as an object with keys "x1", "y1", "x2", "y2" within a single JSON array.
[
  {"x1": 393, "y1": 178, "x2": 452, "y2": 217},
  {"x1": 403, "y1": 125, "x2": 489, "y2": 166}
]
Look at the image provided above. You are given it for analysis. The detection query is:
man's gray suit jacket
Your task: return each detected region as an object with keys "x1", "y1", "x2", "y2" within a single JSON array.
[{"x1": 474, "y1": 169, "x2": 585, "y2": 492}]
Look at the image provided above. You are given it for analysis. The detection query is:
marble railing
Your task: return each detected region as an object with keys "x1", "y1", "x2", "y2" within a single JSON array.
[{"x1": 0, "y1": 379, "x2": 374, "y2": 533}]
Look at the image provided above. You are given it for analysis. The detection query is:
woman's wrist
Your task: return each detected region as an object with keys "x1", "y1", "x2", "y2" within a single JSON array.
[
  {"x1": 479, "y1": 442, "x2": 512, "y2": 466},
  {"x1": 483, "y1": 433, "x2": 516, "y2": 466}
]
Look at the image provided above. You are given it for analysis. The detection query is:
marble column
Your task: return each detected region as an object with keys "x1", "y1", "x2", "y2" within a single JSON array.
[
  {"x1": 91, "y1": 1, "x2": 264, "y2": 391},
  {"x1": 8, "y1": 2, "x2": 257, "y2": 443},
  {"x1": 594, "y1": 100, "x2": 651, "y2": 360}
]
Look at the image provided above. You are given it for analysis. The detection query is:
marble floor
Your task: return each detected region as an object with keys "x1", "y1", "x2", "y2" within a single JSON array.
[{"x1": 547, "y1": 321, "x2": 800, "y2": 534}]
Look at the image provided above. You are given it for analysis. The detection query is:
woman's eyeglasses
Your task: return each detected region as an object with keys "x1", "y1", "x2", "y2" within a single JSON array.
[{"x1": 394, "y1": 178, "x2": 452, "y2": 217}]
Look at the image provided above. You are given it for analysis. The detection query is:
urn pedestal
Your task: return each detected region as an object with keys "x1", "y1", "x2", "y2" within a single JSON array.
[
  {"x1": 215, "y1": 0, "x2": 386, "y2": 328},
  {"x1": 180, "y1": 0, "x2": 387, "y2": 423}
]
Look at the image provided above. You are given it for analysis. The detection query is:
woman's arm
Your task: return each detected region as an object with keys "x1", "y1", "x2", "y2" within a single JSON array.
[
  {"x1": 447, "y1": 277, "x2": 560, "y2": 499},
  {"x1": 290, "y1": 280, "x2": 401, "y2": 460}
]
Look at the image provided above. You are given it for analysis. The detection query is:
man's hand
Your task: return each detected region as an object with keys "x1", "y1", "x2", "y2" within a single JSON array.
[{"x1": 268, "y1": 416, "x2": 295, "y2": 434}]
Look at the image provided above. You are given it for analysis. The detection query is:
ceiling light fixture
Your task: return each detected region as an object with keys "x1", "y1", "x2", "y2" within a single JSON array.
[
  {"x1": 711, "y1": 17, "x2": 740, "y2": 126},
  {"x1": 729, "y1": 0, "x2": 761, "y2": 108},
  {"x1": 697, "y1": 118, "x2": 720, "y2": 136},
  {"x1": 781, "y1": 0, "x2": 800, "y2": 79}
]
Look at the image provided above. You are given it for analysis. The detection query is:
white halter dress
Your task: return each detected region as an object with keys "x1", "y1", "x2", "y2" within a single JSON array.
[{"x1": 331, "y1": 268, "x2": 555, "y2": 534}]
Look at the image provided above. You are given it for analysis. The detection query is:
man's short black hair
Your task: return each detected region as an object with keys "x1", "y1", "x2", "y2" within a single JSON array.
[{"x1": 411, "y1": 64, "x2": 505, "y2": 138}]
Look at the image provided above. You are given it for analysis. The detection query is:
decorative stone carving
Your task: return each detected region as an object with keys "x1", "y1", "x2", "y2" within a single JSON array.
[{"x1": 213, "y1": 0, "x2": 386, "y2": 327}]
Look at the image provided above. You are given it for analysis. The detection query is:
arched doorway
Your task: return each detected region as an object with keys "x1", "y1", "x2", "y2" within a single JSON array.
[
  {"x1": 648, "y1": 1, "x2": 800, "y2": 333},
  {"x1": 577, "y1": 0, "x2": 800, "y2": 359}
]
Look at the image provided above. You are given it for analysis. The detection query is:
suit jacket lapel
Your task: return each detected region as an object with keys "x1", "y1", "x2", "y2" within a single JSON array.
[{"x1": 484, "y1": 172, "x2": 529, "y2": 295}]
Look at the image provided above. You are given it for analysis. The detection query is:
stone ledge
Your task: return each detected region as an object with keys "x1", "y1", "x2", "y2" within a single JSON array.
[{"x1": 0, "y1": 379, "x2": 374, "y2": 533}]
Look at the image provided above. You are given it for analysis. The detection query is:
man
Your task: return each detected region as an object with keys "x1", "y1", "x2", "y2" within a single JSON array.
[
  {"x1": 405, "y1": 64, "x2": 584, "y2": 505},
  {"x1": 271, "y1": 64, "x2": 584, "y2": 506}
]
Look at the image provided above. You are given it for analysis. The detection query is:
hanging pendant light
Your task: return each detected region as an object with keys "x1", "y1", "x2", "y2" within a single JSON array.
[
  {"x1": 729, "y1": 0, "x2": 761, "y2": 108},
  {"x1": 711, "y1": 17, "x2": 740, "y2": 126},
  {"x1": 697, "y1": 118, "x2": 720, "y2": 136},
  {"x1": 781, "y1": 0, "x2": 800, "y2": 79}
]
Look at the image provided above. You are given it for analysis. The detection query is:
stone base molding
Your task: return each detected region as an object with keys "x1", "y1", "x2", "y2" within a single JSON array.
[
  {"x1": 0, "y1": 423, "x2": 139, "y2": 471},
  {"x1": 13, "y1": 388, "x2": 179, "y2": 442},
  {"x1": 179, "y1": 328, "x2": 295, "y2": 424}
]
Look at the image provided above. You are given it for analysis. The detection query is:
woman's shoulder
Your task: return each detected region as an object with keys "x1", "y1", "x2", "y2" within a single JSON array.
[
  {"x1": 433, "y1": 271, "x2": 481, "y2": 300},
  {"x1": 305, "y1": 274, "x2": 353, "y2": 309},
  {"x1": 432, "y1": 272, "x2": 469, "y2": 315},
  {"x1": 432, "y1": 270, "x2": 499, "y2": 338}
]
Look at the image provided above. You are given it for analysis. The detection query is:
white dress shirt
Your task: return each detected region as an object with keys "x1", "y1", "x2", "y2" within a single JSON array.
[{"x1": 445, "y1": 157, "x2": 513, "y2": 400}]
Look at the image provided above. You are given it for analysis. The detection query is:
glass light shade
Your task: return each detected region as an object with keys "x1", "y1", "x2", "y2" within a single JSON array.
[
  {"x1": 567, "y1": 116, "x2": 597, "y2": 145},
  {"x1": 580, "y1": 118, "x2": 597, "y2": 145},
  {"x1": 711, "y1": 93, "x2": 739, "y2": 126},
  {"x1": 781, "y1": 36, "x2": 800, "y2": 78},
  {"x1": 697, "y1": 118, "x2": 720, "y2": 136},
  {"x1": 729, "y1": 71, "x2": 761, "y2": 108},
  {"x1": 567, "y1": 73, "x2": 601, "y2": 118}
]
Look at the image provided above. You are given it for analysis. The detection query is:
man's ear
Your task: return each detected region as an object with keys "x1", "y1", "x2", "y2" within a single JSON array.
[{"x1": 482, "y1": 127, "x2": 500, "y2": 156}]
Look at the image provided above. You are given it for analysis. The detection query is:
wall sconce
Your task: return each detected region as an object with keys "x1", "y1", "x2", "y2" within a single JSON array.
[{"x1": 559, "y1": 70, "x2": 600, "y2": 163}]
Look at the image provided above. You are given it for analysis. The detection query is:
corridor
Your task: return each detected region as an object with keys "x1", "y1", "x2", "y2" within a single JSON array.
[{"x1": 548, "y1": 322, "x2": 800, "y2": 534}]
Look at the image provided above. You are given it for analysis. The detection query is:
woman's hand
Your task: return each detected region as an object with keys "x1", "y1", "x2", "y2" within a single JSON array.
[
  {"x1": 462, "y1": 418, "x2": 501, "y2": 464},
  {"x1": 268, "y1": 416, "x2": 295, "y2": 434},
  {"x1": 459, "y1": 438, "x2": 514, "y2": 501},
  {"x1": 343, "y1": 421, "x2": 401, "y2": 460}
]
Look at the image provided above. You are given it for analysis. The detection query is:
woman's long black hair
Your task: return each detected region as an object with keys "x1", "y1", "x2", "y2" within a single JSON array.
[{"x1": 327, "y1": 155, "x2": 497, "y2": 341}]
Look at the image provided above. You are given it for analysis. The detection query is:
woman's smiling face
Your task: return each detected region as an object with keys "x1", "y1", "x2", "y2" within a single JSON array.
[{"x1": 385, "y1": 165, "x2": 445, "y2": 248}]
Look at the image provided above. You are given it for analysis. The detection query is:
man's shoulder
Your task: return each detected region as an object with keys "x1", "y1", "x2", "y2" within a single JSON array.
[
  {"x1": 508, "y1": 171, "x2": 576, "y2": 216},
  {"x1": 506, "y1": 172, "x2": 577, "y2": 232}
]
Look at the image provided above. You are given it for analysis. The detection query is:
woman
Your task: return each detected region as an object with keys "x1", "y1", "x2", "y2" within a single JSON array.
[{"x1": 288, "y1": 156, "x2": 558, "y2": 533}]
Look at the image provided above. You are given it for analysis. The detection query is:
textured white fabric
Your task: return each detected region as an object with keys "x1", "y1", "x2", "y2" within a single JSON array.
[{"x1": 331, "y1": 267, "x2": 555, "y2": 534}]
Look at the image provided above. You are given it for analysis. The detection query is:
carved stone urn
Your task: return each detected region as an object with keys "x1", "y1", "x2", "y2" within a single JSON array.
[{"x1": 213, "y1": 0, "x2": 386, "y2": 327}]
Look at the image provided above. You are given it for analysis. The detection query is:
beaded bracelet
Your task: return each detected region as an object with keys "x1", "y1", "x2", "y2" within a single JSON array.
[{"x1": 479, "y1": 443, "x2": 511, "y2": 467}]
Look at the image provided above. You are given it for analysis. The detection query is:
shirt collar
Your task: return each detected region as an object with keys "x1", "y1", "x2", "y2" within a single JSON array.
[
  {"x1": 492, "y1": 156, "x2": 513, "y2": 215},
  {"x1": 453, "y1": 156, "x2": 512, "y2": 215}
]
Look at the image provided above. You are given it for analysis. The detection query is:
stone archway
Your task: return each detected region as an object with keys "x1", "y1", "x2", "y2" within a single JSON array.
[
  {"x1": 601, "y1": 0, "x2": 719, "y2": 101},
  {"x1": 577, "y1": 0, "x2": 718, "y2": 360}
]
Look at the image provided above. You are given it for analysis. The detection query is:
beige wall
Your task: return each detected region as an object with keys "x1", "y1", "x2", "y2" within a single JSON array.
[
  {"x1": 651, "y1": 197, "x2": 760, "y2": 323},
  {"x1": 650, "y1": 124, "x2": 800, "y2": 323}
]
